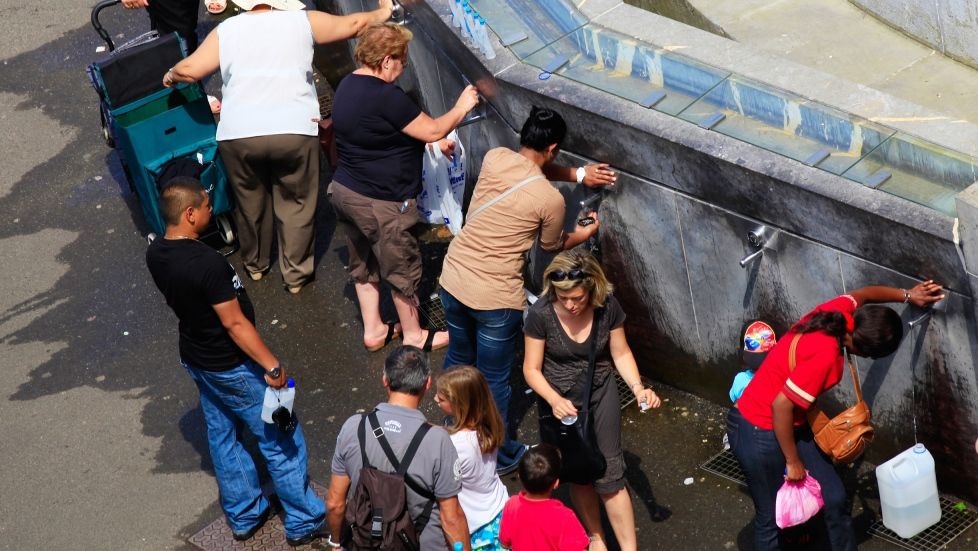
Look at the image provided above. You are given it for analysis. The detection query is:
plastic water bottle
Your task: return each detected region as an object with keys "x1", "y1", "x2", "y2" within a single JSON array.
[
  {"x1": 450, "y1": 0, "x2": 462, "y2": 28},
  {"x1": 561, "y1": 415, "x2": 577, "y2": 425},
  {"x1": 459, "y1": 2, "x2": 471, "y2": 39},
  {"x1": 261, "y1": 379, "x2": 296, "y2": 423},
  {"x1": 462, "y1": 5, "x2": 476, "y2": 42},
  {"x1": 477, "y1": 17, "x2": 495, "y2": 59},
  {"x1": 876, "y1": 443, "x2": 941, "y2": 538}
]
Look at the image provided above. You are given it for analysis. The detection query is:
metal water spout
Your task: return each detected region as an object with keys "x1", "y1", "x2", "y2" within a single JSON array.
[
  {"x1": 740, "y1": 225, "x2": 770, "y2": 268},
  {"x1": 390, "y1": 0, "x2": 409, "y2": 25},
  {"x1": 908, "y1": 295, "x2": 947, "y2": 329}
]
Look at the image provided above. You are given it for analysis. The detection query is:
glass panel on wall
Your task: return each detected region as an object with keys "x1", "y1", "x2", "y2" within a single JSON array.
[
  {"x1": 677, "y1": 76, "x2": 896, "y2": 175},
  {"x1": 842, "y1": 133, "x2": 978, "y2": 216},
  {"x1": 521, "y1": 24, "x2": 728, "y2": 115},
  {"x1": 467, "y1": 0, "x2": 588, "y2": 60}
]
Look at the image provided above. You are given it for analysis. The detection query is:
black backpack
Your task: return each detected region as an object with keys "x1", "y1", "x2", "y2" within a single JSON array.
[{"x1": 345, "y1": 410, "x2": 436, "y2": 551}]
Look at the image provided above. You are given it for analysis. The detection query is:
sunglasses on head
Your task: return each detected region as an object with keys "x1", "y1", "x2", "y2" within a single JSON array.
[{"x1": 549, "y1": 269, "x2": 586, "y2": 282}]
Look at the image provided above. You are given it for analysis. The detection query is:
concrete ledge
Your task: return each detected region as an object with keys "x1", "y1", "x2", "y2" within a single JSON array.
[{"x1": 591, "y1": 1, "x2": 978, "y2": 157}]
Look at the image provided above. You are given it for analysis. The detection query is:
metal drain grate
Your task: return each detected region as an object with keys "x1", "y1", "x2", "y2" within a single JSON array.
[
  {"x1": 868, "y1": 497, "x2": 978, "y2": 551},
  {"x1": 188, "y1": 482, "x2": 328, "y2": 550},
  {"x1": 420, "y1": 292, "x2": 447, "y2": 332},
  {"x1": 616, "y1": 374, "x2": 655, "y2": 410},
  {"x1": 700, "y1": 448, "x2": 746, "y2": 486}
]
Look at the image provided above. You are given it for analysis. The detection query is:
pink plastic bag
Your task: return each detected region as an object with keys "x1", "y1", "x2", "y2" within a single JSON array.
[{"x1": 775, "y1": 472, "x2": 824, "y2": 528}]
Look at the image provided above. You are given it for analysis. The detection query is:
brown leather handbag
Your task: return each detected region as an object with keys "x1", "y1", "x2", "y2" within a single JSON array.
[{"x1": 788, "y1": 334, "x2": 874, "y2": 464}]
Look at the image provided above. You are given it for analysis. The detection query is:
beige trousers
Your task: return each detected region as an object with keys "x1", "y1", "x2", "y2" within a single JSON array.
[{"x1": 218, "y1": 134, "x2": 319, "y2": 287}]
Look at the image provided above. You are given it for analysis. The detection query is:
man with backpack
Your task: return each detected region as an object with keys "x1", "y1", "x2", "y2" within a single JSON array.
[{"x1": 326, "y1": 346, "x2": 471, "y2": 550}]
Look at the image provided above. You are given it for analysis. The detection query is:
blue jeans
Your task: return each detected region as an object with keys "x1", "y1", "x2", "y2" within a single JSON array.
[
  {"x1": 183, "y1": 360, "x2": 325, "y2": 539},
  {"x1": 440, "y1": 289, "x2": 526, "y2": 465},
  {"x1": 727, "y1": 407, "x2": 855, "y2": 551}
]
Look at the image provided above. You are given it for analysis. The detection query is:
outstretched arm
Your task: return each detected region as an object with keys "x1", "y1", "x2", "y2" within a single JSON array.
[
  {"x1": 165, "y1": 29, "x2": 220, "y2": 85},
  {"x1": 307, "y1": 0, "x2": 393, "y2": 44},
  {"x1": 848, "y1": 280, "x2": 944, "y2": 308},
  {"x1": 543, "y1": 162, "x2": 616, "y2": 188}
]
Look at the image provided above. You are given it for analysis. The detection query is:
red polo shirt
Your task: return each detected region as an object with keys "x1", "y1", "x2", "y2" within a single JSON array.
[{"x1": 737, "y1": 295, "x2": 859, "y2": 430}]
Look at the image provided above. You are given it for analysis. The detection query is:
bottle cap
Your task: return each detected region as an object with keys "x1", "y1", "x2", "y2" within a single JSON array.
[
  {"x1": 913, "y1": 443, "x2": 926, "y2": 454},
  {"x1": 287, "y1": 378, "x2": 295, "y2": 389}
]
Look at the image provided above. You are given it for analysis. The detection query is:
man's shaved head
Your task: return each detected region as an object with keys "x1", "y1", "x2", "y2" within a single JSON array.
[{"x1": 159, "y1": 178, "x2": 207, "y2": 227}]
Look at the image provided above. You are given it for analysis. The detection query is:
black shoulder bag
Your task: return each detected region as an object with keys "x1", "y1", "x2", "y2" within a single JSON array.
[{"x1": 537, "y1": 308, "x2": 607, "y2": 484}]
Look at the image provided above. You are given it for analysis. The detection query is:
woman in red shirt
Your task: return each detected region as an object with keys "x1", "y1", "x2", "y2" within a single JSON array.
[{"x1": 728, "y1": 281, "x2": 943, "y2": 550}]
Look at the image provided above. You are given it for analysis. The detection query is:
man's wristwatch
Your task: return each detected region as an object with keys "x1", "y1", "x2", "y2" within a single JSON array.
[
  {"x1": 267, "y1": 366, "x2": 282, "y2": 379},
  {"x1": 575, "y1": 166, "x2": 587, "y2": 184}
]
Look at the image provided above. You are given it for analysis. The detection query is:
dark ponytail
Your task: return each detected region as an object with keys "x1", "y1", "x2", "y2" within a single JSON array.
[{"x1": 791, "y1": 311, "x2": 848, "y2": 343}]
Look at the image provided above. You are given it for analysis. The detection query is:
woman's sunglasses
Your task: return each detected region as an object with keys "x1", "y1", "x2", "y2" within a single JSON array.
[{"x1": 549, "y1": 269, "x2": 586, "y2": 282}]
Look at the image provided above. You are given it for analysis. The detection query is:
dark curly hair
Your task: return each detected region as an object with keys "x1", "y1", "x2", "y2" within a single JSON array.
[{"x1": 792, "y1": 306, "x2": 903, "y2": 358}]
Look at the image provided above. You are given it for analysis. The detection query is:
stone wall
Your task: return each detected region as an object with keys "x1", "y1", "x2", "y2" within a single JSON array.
[
  {"x1": 319, "y1": 0, "x2": 978, "y2": 503},
  {"x1": 852, "y1": 0, "x2": 978, "y2": 71}
]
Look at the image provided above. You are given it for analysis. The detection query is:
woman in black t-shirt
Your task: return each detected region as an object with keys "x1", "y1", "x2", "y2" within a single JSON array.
[
  {"x1": 329, "y1": 23, "x2": 478, "y2": 353},
  {"x1": 523, "y1": 249, "x2": 661, "y2": 551}
]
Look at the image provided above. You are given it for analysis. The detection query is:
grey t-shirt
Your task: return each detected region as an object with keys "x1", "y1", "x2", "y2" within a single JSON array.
[{"x1": 332, "y1": 403, "x2": 462, "y2": 550}]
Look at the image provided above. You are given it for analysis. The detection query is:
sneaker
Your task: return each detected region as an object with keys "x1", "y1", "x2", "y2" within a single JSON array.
[{"x1": 495, "y1": 444, "x2": 529, "y2": 476}]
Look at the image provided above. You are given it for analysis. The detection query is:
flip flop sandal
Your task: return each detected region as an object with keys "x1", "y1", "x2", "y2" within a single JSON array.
[
  {"x1": 365, "y1": 322, "x2": 401, "y2": 352},
  {"x1": 206, "y1": 0, "x2": 226, "y2": 15},
  {"x1": 422, "y1": 329, "x2": 448, "y2": 352}
]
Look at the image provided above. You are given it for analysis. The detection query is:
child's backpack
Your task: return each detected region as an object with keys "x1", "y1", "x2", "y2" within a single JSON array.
[{"x1": 345, "y1": 411, "x2": 436, "y2": 551}]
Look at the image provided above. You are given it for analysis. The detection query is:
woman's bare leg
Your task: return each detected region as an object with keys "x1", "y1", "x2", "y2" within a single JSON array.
[
  {"x1": 570, "y1": 483, "x2": 606, "y2": 551},
  {"x1": 601, "y1": 488, "x2": 637, "y2": 551}
]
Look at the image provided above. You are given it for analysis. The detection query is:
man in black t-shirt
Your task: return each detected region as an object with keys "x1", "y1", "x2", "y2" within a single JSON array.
[{"x1": 146, "y1": 178, "x2": 326, "y2": 546}]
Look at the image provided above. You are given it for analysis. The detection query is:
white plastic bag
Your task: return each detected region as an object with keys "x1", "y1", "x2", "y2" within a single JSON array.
[
  {"x1": 418, "y1": 142, "x2": 447, "y2": 224},
  {"x1": 439, "y1": 130, "x2": 465, "y2": 235}
]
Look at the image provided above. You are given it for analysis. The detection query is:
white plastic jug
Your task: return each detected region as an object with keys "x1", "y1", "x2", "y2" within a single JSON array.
[
  {"x1": 876, "y1": 443, "x2": 941, "y2": 539},
  {"x1": 261, "y1": 379, "x2": 296, "y2": 424}
]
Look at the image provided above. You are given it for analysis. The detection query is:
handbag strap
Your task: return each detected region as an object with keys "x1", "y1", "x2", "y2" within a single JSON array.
[
  {"x1": 787, "y1": 333, "x2": 864, "y2": 403},
  {"x1": 464, "y1": 174, "x2": 545, "y2": 225},
  {"x1": 579, "y1": 307, "x2": 604, "y2": 421}
]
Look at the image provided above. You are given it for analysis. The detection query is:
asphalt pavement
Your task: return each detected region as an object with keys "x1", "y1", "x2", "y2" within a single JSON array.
[{"x1": 1, "y1": 2, "x2": 976, "y2": 550}]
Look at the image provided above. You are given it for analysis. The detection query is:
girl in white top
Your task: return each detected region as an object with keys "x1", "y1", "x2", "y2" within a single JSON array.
[{"x1": 436, "y1": 366, "x2": 509, "y2": 551}]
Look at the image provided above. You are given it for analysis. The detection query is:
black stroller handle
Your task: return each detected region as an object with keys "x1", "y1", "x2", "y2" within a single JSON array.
[{"x1": 92, "y1": 0, "x2": 123, "y2": 52}]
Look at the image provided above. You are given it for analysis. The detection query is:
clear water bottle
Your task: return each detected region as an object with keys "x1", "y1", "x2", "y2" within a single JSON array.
[
  {"x1": 477, "y1": 17, "x2": 495, "y2": 59},
  {"x1": 261, "y1": 378, "x2": 296, "y2": 423},
  {"x1": 462, "y1": 4, "x2": 475, "y2": 42},
  {"x1": 876, "y1": 443, "x2": 941, "y2": 538},
  {"x1": 459, "y1": 2, "x2": 471, "y2": 39},
  {"x1": 450, "y1": 0, "x2": 462, "y2": 28}
]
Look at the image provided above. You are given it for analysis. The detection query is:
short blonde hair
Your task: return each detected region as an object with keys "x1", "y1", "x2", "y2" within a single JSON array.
[
  {"x1": 541, "y1": 249, "x2": 614, "y2": 308},
  {"x1": 354, "y1": 23, "x2": 413, "y2": 71}
]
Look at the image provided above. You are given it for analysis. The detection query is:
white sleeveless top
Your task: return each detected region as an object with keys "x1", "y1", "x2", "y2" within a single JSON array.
[{"x1": 216, "y1": 11, "x2": 318, "y2": 141}]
